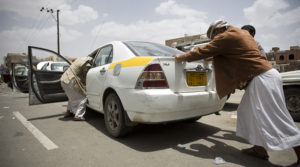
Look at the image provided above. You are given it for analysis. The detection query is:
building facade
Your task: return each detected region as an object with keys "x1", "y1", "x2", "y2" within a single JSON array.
[
  {"x1": 266, "y1": 46, "x2": 300, "y2": 72},
  {"x1": 267, "y1": 46, "x2": 300, "y2": 64}
]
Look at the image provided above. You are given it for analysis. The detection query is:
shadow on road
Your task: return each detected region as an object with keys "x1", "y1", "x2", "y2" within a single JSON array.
[
  {"x1": 56, "y1": 107, "x2": 282, "y2": 166},
  {"x1": 173, "y1": 136, "x2": 281, "y2": 167},
  {"x1": 120, "y1": 122, "x2": 220, "y2": 152},
  {"x1": 81, "y1": 108, "x2": 223, "y2": 152}
]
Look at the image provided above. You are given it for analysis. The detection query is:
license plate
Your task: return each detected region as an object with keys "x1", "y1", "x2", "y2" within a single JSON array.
[{"x1": 186, "y1": 72, "x2": 207, "y2": 86}]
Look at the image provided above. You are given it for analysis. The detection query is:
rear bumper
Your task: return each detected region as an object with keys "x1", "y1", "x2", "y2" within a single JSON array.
[{"x1": 118, "y1": 89, "x2": 226, "y2": 123}]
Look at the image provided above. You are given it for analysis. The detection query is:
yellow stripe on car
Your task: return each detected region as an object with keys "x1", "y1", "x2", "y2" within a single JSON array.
[{"x1": 109, "y1": 57, "x2": 154, "y2": 69}]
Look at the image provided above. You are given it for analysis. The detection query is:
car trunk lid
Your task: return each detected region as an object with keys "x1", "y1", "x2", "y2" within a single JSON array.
[{"x1": 151, "y1": 57, "x2": 215, "y2": 93}]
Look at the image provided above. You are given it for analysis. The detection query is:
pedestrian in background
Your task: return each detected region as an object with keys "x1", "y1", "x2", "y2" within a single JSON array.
[
  {"x1": 173, "y1": 20, "x2": 300, "y2": 165},
  {"x1": 60, "y1": 57, "x2": 92, "y2": 121},
  {"x1": 241, "y1": 25, "x2": 266, "y2": 57}
]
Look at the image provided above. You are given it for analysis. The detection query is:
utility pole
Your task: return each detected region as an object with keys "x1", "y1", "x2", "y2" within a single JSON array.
[
  {"x1": 56, "y1": 9, "x2": 60, "y2": 56},
  {"x1": 40, "y1": 7, "x2": 61, "y2": 55}
]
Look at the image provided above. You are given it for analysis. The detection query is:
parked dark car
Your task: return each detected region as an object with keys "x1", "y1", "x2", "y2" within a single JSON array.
[{"x1": 281, "y1": 70, "x2": 300, "y2": 121}]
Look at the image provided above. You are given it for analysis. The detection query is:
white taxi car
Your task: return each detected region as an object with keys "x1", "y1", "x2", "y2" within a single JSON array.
[{"x1": 27, "y1": 41, "x2": 226, "y2": 137}]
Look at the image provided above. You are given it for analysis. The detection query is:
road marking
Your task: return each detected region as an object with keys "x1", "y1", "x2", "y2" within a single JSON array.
[{"x1": 13, "y1": 111, "x2": 58, "y2": 150}]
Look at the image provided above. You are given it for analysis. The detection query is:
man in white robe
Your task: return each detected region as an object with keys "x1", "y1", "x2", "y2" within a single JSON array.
[{"x1": 173, "y1": 20, "x2": 300, "y2": 165}]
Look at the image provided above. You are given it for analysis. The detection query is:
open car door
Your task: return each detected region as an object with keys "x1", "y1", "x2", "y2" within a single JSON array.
[
  {"x1": 11, "y1": 63, "x2": 29, "y2": 93},
  {"x1": 28, "y1": 46, "x2": 71, "y2": 105}
]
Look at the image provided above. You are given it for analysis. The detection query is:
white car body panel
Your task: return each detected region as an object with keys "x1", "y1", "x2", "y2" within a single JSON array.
[
  {"x1": 86, "y1": 64, "x2": 110, "y2": 110},
  {"x1": 118, "y1": 89, "x2": 225, "y2": 123},
  {"x1": 86, "y1": 41, "x2": 226, "y2": 123}
]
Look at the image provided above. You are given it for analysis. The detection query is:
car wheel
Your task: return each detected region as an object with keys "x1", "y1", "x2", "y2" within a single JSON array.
[
  {"x1": 284, "y1": 87, "x2": 300, "y2": 121},
  {"x1": 104, "y1": 93, "x2": 128, "y2": 137},
  {"x1": 183, "y1": 116, "x2": 202, "y2": 123}
]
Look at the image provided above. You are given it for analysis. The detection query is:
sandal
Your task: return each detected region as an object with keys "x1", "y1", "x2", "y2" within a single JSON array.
[
  {"x1": 73, "y1": 116, "x2": 85, "y2": 121},
  {"x1": 63, "y1": 111, "x2": 73, "y2": 118},
  {"x1": 242, "y1": 147, "x2": 269, "y2": 160}
]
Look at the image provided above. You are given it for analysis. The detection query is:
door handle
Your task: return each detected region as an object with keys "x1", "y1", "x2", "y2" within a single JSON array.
[{"x1": 100, "y1": 68, "x2": 106, "y2": 74}]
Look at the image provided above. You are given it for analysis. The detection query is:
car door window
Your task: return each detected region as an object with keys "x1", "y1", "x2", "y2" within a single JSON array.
[{"x1": 93, "y1": 45, "x2": 113, "y2": 67}]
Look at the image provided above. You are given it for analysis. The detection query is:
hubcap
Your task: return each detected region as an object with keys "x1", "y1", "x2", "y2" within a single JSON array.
[
  {"x1": 286, "y1": 95, "x2": 300, "y2": 114},
  {"x1": 107, "y1": 99, "x2": 120, "y2": 130}
]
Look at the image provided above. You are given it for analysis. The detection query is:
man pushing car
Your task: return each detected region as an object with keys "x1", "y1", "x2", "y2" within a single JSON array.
[{"x1": 173, "y1": 20, "x2": 300, "y2": 165}]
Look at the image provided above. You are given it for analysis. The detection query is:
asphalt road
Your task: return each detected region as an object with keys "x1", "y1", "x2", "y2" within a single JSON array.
[{"x1": 0, "y1": 83, "x2": 299, "y2": 167}]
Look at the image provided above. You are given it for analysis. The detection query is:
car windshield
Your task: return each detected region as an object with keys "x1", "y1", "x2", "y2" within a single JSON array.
[
  {"x1": 16, "y1": 67, "x2": 28, "y2": 76},
  {"x1": 51, "y1": 62, "x2": 68, "y2": 71},
  {"x1": 124, "y1": 41, "x2": 184, "y2": 57}
]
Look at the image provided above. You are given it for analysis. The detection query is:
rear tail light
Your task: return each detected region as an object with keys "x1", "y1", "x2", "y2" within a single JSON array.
[{"x1": 135, "y1": 64, "x2": 169, "y2": 89}]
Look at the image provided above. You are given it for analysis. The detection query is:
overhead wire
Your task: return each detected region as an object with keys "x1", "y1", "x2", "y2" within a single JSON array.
[
  {"x1": 16, "y1": 12, "x2": 51, "y2": 53},
  {"x1": 27, "y1": 14, "x2": 52, "y2": 46},
  {"x1": 89, "y1": 19, "x2": 106, "y2": 52},
  {"x1": 88, "y1": 0, "x2": 107, "y2": 53},
  {"x1": 22, "y1": 12, "x2": 44, "y2": 45},
  {"x1": 20, "y1": 0, "x2": 85, "y2": 56},
  {"x1": 20, "y1": 0, "x2": 52, "y2": 50}
]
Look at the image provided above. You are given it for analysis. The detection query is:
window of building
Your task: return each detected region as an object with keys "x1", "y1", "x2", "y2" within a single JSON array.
[
  {"x1": 289, "y1": 54, "x2": 294, "y2": 60},
  {"x1": 279, "y1": 55, "x2": 284, "y2": 61}
]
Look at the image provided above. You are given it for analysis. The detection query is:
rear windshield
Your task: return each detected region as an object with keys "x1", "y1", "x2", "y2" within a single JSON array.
[{"x1": 124, "y1": 41, "x2": 184, "y2": 57}]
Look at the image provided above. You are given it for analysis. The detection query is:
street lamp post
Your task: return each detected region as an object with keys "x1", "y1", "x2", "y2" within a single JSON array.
[{"x1": 40, "y1": 7, "x2": 60, "y2": 55}]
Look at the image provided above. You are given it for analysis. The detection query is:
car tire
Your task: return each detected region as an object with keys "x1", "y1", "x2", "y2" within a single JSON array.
[
  {"x1": 104, "y1": 93, "x2": 128, "y2": 137},
  {"x1": 284, "y1": 87, "x2": 300, "y2": 121},
  {"x1": 183, "y1": 116, "x2": 202, "y2": 123}
]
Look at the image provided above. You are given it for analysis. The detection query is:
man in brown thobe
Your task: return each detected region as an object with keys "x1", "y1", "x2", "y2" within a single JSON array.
[{"x1": 173, "y1": 20, "x2": 300, "y2": 164}]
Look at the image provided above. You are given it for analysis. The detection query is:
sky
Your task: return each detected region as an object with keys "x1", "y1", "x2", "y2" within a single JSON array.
[{"x1": 0, "y1": 0, "x2": 300, "y2": 65}]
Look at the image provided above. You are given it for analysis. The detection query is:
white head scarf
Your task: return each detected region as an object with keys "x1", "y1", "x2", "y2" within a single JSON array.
[{"x1": 206, "y1": 20, "x2": 228, "y2": 39}]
